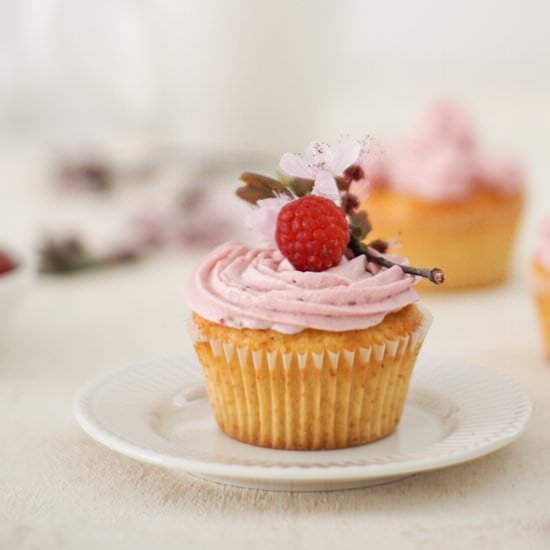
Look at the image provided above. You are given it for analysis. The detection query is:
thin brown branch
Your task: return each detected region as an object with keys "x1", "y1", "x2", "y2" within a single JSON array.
[{"x1": 348, "y1": 234, "x2": 445, "y2": 284}]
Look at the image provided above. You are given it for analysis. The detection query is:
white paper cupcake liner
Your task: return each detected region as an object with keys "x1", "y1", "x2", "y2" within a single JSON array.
[{"x1": 192, "y1": 307, "x2": 432, "y2": 450}]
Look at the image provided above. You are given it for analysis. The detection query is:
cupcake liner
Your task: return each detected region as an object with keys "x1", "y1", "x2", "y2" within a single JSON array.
[
  {"x1": 192, "y1": 308, "x2": 432, "y2": 450},
  {"x1": 531, "y1": 265, "x2": 550, "y2": 359}
]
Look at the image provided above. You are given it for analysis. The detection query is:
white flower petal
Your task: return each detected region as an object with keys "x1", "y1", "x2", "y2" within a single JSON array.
[
  {"x1": 312, "y1": 171, "x2": 340, "y2": 201},
  {"x1": 330, "y1": 142, "x2": 361, "y2": 174},
  {"x1": 306, "y1": 142, "x2": 331, "y2": 175},
  {"x1": 245, "y1": 195, "x2": 293, "y2": 244},
  {"x1": 279, "y1": 153, "x2": 313, "y2": 179},
  {"x1": 305, "y1": 141, "x2": 328, "y2": 161}
]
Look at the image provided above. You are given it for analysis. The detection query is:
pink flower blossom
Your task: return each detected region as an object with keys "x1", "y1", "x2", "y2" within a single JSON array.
[
  {"x1": 280, "y1": 142, "x2": 360, "y2": 179},
  {"x1": 245, "y1": 194, "x2": 294, "y2": 243},
  {"x1": 246, "y1": 142, "x2": 366, "y2": 244},
  {"x1": 279, "y1": 142, "x2": 360, "y2": 201}
]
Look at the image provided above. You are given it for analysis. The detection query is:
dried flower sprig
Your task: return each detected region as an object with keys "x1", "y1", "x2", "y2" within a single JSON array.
[
  {"x1": 236, "y1": 142, "x2": 444, "y2": 284},
  {"x1": 38, "y1": 235, "x2": 141, "y2": 274},
  {"x1": 348, "y1": 234, "x2": 445, "y2": 284}
]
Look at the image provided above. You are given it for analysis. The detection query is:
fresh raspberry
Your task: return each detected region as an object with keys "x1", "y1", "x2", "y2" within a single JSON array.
[
  {"x1": 275, "y1": 195, "x2": 349, "y2": 271},
  {"x1": 0, "y1": 250, "x2": 16, "y2": 275}
]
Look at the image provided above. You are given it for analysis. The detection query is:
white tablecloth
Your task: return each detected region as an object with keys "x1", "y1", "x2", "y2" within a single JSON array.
[{"x1": 1, "y1": 145, "x2": 549, "y2": 550}]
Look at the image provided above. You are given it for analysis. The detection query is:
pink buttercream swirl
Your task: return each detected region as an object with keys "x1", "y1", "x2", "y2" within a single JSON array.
[
  {"x1": 186, "y1": 241, "x2": 418, "y2": 334},
  {"x1": 535, "y1": 215, "x2": 550, "y2": 271},
  {"x1": 383, "y1": 102, "x2": 522, "y2": 202}
]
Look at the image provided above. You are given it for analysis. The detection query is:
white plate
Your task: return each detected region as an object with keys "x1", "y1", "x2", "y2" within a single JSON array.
[{"x1": 74, "y1": 355, "x2": 532, "y2": 492}]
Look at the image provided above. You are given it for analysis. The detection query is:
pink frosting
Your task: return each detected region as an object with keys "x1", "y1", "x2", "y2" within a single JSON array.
[
  {"x1": 186, "y1": 241, "x2": 418, "y2": 334},
  {"x1": 384, "y1": 102, "x2": 522, "y2": 202},
  {"x1": 535, "y1": 215, "x2": 550, "y2": 271}
]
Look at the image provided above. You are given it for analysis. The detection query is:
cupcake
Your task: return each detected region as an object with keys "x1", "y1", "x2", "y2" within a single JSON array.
[
  {"x1": 532, "y1": 216, "x2": 550, "y2": 359},
  {"x1": 186, "y1": 143, "x2": 443, "y2": 450},
  {"x1": 357, "y1": 102, "x2": 524, "y2": 289}
]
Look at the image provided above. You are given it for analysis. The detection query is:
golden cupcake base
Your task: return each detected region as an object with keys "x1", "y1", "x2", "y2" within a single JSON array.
[
  {"x1": 362, "y1": 187, "x2": 524, "y2": 290},
  {"x1": 191, "y1": 305, "x2": 431, "y2": 450},
  {"x1": 532, "y1": 259, "x2": 550, "y2": 359}
]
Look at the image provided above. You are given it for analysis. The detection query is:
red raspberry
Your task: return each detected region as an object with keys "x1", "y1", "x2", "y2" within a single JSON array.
[
  {"x1": 275, "y1": 195, "x2": 349, "y2": 271},
  {"x1": 0, "y1": 250, "x2": 16, "y2": 275}
]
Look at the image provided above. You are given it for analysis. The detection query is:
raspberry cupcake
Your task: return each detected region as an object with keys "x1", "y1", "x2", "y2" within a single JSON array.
[
  {"x1": 186, "y1": 143, "x2": 443, "y2": 450},
  {"x1": 532, "y1": 216, "x2": 550, "y2": 359},
  {"x1": 358, "y1": 102, "x2": 524, "y2": 289}
]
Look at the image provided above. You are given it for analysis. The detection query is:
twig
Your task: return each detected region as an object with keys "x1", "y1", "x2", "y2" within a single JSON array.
[{"x1": 348, "y1": 235, "x2": 445, "y2": 284}]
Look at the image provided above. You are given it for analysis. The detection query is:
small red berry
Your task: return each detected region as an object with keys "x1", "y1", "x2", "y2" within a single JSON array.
[
  {"x1": 275, "y1": 195, "x2": 349, "y2": 271},
  {"x1": 0, "y1": 250, "x2": 16, "y2": 275}
]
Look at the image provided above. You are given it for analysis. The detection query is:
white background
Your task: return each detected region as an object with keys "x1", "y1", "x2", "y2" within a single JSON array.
[{"x1": 0, "y1": 0, "x2": 549, "y2": 151}]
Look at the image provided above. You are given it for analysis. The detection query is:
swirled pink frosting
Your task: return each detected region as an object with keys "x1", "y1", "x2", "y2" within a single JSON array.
[
  {"x1": 535, "y1": 215, "x2": 550, "y2": 271},
  {"x1": 384, "y1": 102, "x2": 522, "y2": 202},
  {"x1": 186, "y1": 241, "x2": 418, "y2": 334}
]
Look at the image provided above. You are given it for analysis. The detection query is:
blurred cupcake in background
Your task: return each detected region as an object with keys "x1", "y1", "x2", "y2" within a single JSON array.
[
  {"x1": 532, "y1": 216, "x2": 550, "y2": 360},
  {"x1": 361, "y1": 102, "x2": 524, "y2": 289}
]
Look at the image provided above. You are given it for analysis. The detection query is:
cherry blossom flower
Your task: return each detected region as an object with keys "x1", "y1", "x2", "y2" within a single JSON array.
[
  {"x1": 245, "y1": 194, "x2": 294, "y2": 243},
  {"x1": 247, "y1": 143, "x2": 362, "y2": 244},
  {"x1": 279, "y1": 142, "x2": 360, "y2": 201}
]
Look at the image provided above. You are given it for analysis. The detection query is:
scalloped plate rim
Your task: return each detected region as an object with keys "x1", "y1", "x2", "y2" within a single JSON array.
[{"x1": 74, "y1": 355, "x2": 532, "y2": 483}]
